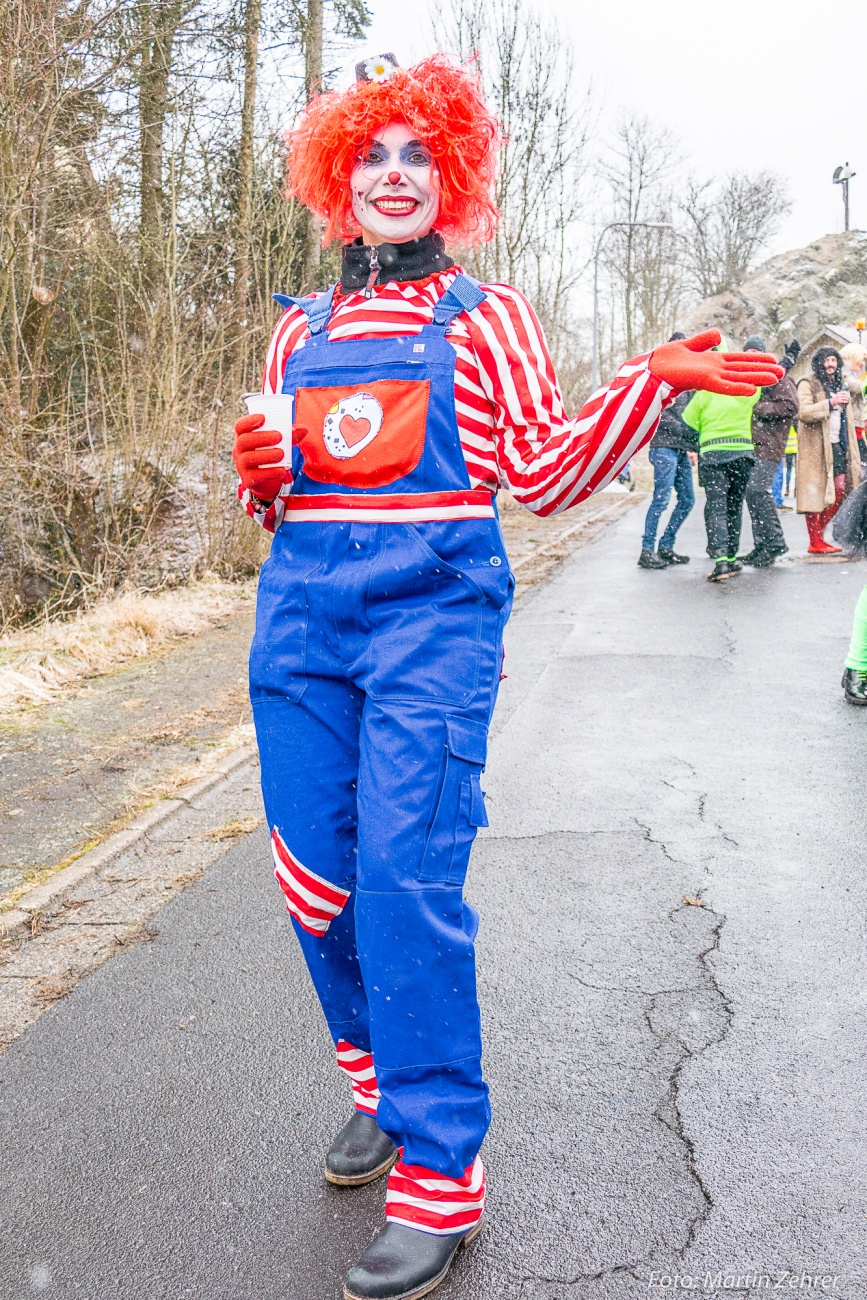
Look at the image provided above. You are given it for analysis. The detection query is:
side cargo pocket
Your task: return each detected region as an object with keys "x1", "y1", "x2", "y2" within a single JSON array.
[{"x1": 419, "y1": 715, "x2": 490, "y2": 887}]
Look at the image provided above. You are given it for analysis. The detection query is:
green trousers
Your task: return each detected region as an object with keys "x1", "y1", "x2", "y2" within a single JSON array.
[{"x1": 845, "y1": 585, "x2": 867, "y2": 671}]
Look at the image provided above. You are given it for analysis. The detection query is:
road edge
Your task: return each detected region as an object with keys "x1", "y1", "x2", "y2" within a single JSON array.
[{"x1": 0, "y1": 746, "x2": 256, "y2": 941}]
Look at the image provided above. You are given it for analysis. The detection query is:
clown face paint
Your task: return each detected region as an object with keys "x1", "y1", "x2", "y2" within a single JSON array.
[
  {"x1": 323, "y1": 392, "x2": 384, "y2": 459},
  {"x1": 350, "y1": 120, "x2": 440, "y2": 245}
]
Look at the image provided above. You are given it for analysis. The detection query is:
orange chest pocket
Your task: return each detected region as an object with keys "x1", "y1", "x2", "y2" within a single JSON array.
[{"x1": 293, "y1": 379, "x2": 431, "y2": 488}]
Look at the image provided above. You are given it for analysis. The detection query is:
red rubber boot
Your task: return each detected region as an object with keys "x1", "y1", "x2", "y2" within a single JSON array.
[{"x1": 806, "y1": 476, "x2": 845, "y2": 553}]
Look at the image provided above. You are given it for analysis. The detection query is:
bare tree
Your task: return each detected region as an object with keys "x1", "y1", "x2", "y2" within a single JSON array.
[
  {"x1": 435, "y1": 0, "x2": 593, "y2": 396},
  {"x1": 230, "y1": 0, "x2": 262, "y2": 384},
  {"x1": 601, "y1": 114, "x2": 683, "y2": 357},
  {"x1": 682, "y1": 170, "x2": 791, "y2": 297},
  {"x1": 138, "y1": 1, "x2": 194, "y2": 289}
]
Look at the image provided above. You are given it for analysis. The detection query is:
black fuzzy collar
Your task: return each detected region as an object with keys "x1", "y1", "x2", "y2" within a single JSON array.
[{"x1": 340, "y1": 232, "x2": 454, "y2": 292}]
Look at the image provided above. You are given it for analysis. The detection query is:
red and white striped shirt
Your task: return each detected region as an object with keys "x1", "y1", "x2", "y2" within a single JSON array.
[{"x1": 244, "y1": 268, "x2": 673, "y2": 531}]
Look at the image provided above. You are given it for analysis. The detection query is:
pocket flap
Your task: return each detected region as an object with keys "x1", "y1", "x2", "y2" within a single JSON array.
[{"x1": 445, "y1": 715, "x2": 487, "y2": 767}]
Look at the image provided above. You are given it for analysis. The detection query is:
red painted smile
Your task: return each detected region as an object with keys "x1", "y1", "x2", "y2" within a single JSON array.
[{"x1": 371, "y1": 197, "x2": 420, "y2": 216}]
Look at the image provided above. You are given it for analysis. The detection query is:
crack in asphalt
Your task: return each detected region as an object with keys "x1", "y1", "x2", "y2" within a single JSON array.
[
  {"x1": 519, "y1": 1261, "x2": 648, "y2": 1292},
  {"x1": 634, "y1": 816, "x2": 690, "y2": 867},
  {"x1": 698, "y1": 793, "x2": 740, "y2": 848},
  {"x1": 645, "y1": 901, "x2": 734, "y2": 1263},
  {"x1": 637, "y1": 776, "x2": 738, "y2": 1268},
  {"x1": 565, "y1": 970, "x2": 703, "y2": 998},
  {"x1": 511, "y1": 783, "x2": 739, "y2": 1293},
  {"x1": 722, "y1": 616, "x2": 737, "y2": 667}
]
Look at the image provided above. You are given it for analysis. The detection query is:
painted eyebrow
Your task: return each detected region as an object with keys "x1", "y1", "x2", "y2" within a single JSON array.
[{"x1": 365, "y1": 139, "x2": 427, "y2": 150}]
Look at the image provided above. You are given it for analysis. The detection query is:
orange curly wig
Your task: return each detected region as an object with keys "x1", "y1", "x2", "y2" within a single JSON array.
[{"x1": 286, "y1": 55, "x2": 501, "y2": 246}]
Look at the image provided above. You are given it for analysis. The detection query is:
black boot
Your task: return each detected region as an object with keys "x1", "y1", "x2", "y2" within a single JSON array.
[
  {"x1": 842, "y1": 669, "x2": 867, "y2": 706},
  {"x1": 344, "y1": 1220, "x2": 483, "y2": 1300},
  {"x1": 638, "y1": 548, "x2": 669, "y2": 569},
  {"x1": 743, "y1": 542, "x2": 788, "y2": 567},
  {"x1": 325, "y1": 1112, "x2": 397, "y2": 1187},
  {"x1": 657, "y1": 548, "x2": 690, "y2": 564},
  {"x1": 707, "y1": 560, "x2": 733, "y2": 582}
]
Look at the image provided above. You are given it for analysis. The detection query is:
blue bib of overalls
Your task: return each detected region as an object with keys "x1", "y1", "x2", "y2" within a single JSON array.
[{"x1": 272, "y1": 275, "x2": 495, "y2": 520}]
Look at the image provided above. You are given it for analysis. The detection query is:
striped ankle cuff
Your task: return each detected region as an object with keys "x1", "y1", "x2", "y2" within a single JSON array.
[
  {"x1": 336, "y1": 1040, "x2": 381, "y2": 1115},
  {"x1": 385, "y1": 1155, "x2": 485, "y2": 1236}
]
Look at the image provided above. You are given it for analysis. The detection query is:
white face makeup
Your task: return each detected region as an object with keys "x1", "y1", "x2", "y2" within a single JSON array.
[{"x1": 350, "y1": 120, "x2": 440, "y2": 245}]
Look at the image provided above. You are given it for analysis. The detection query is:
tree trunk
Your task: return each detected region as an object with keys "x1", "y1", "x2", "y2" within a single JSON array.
[
  {"x1": 299, "y1": 0, "x2": 323, "y2": 293},
  {"x1": 232, "y1": 0, "x2": 261, "y2": 384},
  {"x1": 139, "y1": 1, "x2": 182, "y2": 291}
]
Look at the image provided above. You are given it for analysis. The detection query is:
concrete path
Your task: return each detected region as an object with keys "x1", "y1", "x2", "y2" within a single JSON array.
[{"x1": 1, "y1": 503, "x2": 865, "y2": 1299}]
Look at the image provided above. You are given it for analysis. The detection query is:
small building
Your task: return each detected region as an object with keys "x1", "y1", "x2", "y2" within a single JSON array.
[{"x1": 789, "y1": 324, "x2": 864, "y2": 383}]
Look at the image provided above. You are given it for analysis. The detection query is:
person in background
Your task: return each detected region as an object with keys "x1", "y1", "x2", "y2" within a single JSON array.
[
  {"x1": 796, "y1": 347, "x2": 860, "y2": 554},
  {"x1": 840, "y1": 342, "x2": 867, "y2": 474},
  {"x1": 683, "y1": 357, "x2": 758, "y2": 582},
  {"x1": 771, "y1": 456, "x2": 787, "y2": 509},
  {"x1": 638, "y1": 332, "x2": 697, "y2": 569},
  {"x1": 741, "y1": 336, "x2": 799, "y2": 566},
  {"x1": 842, "y1": 584, "x2": 867, "y2": 704},
  {"x1": 783, "y1": 422, "x2": 798, "y2": 496}
]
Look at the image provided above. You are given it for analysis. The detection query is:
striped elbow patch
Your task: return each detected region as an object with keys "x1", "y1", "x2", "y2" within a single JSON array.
[
  {"x1": 271, "y1": 828, "x2": 350, "y2": 936},
  {"x1": 386, "y1": 1155, "x2": 485, "y2": 1236},
  {"x1": 336, "y1": 1040, "x2": 381, "y2": 1115}
]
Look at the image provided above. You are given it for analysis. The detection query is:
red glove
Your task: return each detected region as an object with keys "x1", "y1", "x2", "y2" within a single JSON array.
[
  {"x1": 649, "y1": 330, "x2": 784, "y2": 396},
  {"x1": 233, "y1": 412, "x2": 287, "y2": 501}
]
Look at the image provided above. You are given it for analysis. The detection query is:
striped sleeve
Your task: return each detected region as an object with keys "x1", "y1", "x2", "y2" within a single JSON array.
[
  {"x1": 464, "y1": 284, "x2": 675, "y2": 516},
  {"x1": 237, "y1": 304, "x2": 312, "y2": 531}
]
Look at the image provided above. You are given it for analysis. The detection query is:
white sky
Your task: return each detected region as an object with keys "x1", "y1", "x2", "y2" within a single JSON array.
[{"x1": 351, "y1": 0, "x2": 862, "y2": 258}]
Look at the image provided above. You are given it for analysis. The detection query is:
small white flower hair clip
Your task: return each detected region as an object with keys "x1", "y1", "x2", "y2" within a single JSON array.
[{"x1": 355, "y1": 53, "x2": 401, "y2": 84}]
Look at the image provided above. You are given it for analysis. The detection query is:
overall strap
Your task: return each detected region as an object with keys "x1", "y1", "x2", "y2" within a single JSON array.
[
  {"x1": 429, "y1": 274, "x2": 487, "y2": 331},
  {"x1": 272, "y1": 284, "x2": 338, "y2": 336}
]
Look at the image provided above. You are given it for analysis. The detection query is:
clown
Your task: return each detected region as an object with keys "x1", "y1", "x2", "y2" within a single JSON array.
[{"x1": 232, "y1": 53, "x2": 780, "y2": 1300}]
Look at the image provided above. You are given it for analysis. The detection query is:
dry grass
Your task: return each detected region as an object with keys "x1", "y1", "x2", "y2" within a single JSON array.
[
  {"x1": 203, "y1": 815, "x2": 262, "y2": 842},
  {"x1": 0, "y1": 577, "x2": 255, "y2": 710}
]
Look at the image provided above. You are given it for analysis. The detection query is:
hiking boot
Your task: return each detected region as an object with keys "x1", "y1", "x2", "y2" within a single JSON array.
[
  {"x1": 727, "y1": 558, "x2": 743, "y2": 573},
  {"x1": 657, "y1": 548, "x2": 690, "y2": 564},
  {"x1": 344, "y1": 1220, "x2": 484, "y2": 1300},
  {"x1": 638, "y1": 549, "x2": 669, "y2": 569},
  {"x1": 707, "y1": 560, "x2": 734, "y2": 582},
  {"x1": 842, "y1": 669, "x2": 867, "y2": 706},
  {"x1": 745, "y1": 544, "x2": 788, "y2": 567},
  {"x1": 325, "y1": 1112, "x2": 397, "y2": 1187}
]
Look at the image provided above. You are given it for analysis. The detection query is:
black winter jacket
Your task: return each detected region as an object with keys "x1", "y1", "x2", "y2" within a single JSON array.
[
  {"x1": 752, "y1": 375, "x2": 799, "y2": 462},
  {"x1": 649, "y1": 390, "x2": 698, "y2": 453}
]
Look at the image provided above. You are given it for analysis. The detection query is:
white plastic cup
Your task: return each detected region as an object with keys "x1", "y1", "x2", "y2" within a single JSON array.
[{"x1": 242, "y1": 392, "x2": 294, "y2": 467}]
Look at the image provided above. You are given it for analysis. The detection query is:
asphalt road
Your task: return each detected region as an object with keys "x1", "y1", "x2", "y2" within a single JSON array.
[
  {"x1": 1, "y1": 611, "x2": 255, "y2": 889},
  {"x1": 1, "y1": 503, "x2": 866, "y2": 1300}
]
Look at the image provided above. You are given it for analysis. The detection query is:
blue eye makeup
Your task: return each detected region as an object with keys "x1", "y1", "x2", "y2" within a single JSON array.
[
  {"x1": 399, "y1": 142, "x2": 432, "y2": 168},
  {"x1": 359, "y1": 145, "x2": 389, "y2": 172},
  {"x1": 357, "y1": 140, "x2": 432, "y2": 173}
]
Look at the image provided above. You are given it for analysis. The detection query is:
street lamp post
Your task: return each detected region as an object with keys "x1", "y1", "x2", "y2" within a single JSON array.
[
  {"x1": 833, "y1": 163, "x2": 856, "y2": 232},
  {"x1": 591, "y1": 221, "x2": 675, "y2": 392}
]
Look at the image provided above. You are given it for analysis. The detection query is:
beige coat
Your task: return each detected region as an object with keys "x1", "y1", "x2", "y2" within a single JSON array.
[
  {"x1": 846, "y1": 369, "x2": 865, "y2": 428},
  {"x1": 796, "y1": 374, "x2": 860, "y2": 514}
]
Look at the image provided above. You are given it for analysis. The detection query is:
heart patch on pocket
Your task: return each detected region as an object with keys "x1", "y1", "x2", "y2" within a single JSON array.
[{"x1": 324, "y1": 392, "x2": 383, "y2": 459}]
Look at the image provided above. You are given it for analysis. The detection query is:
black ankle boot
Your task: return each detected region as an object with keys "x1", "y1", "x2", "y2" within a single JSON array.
[
  {"x1": 638, "y1": 548, "x2": 669, "y2": 569},
  {"x1": 707, "y1": 559, "x2": 733, "y2": 582},
  {"x1": 325, "y1": 1112, "x2": 397, "y2": 1187},
  {"x1": 344, "y1": 1220, "x2": 483, "y2": 1300},
  {"x1": 842, "y1": 668, "x2": 867, "y2": 706}
]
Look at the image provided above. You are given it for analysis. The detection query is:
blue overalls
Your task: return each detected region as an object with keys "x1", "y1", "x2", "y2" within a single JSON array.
[{"x1": 250, "y1": 275, "x2": 514, "y2": 1177}]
